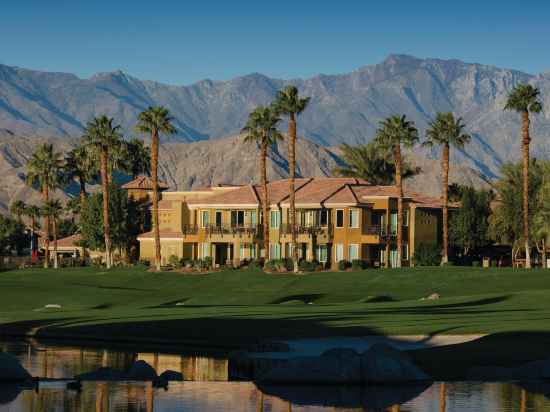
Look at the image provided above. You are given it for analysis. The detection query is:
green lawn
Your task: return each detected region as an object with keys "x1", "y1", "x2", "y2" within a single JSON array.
[{"x1": 1, "y1": 265, "x2": 550, "y2": 347}]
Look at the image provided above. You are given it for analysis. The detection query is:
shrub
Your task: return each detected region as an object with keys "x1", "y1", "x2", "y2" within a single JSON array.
[
  {"x1": 168, "y1": 255, "x2": 181, "y2": 269},
  {"x1": 472, "y1": 260, "x2": 481, "y2": 267},
  {"x1": 441, "y1": 261, "x2": 455, "y2": 267},
  {"x1": 351, "y1": 259, "x2": 367, "y2": 270},
  {"x1": 139, "y1": 259, "x2": 150, "y2": 267},
  {"x1": 338, "y1": 260, "x2": 350, "y2": 271},
  {"x1": 298, "y1": 260, "x2": 314, "y2": 272},
  {"x1": 203, "y1": 256, "x2": 213, "y2": 269},
  {"x1": 91, "y1": 256, "x2": 104, "y2": 267},
  {"x1": 247, "y1": 259, "x2": 262, "y2": 270},
  {"x1": 412, "y1": 243, "x2": 441, "y2": 266},
  {"x1": 491, "y1": 260, "x2": 498, "y2": 268}
]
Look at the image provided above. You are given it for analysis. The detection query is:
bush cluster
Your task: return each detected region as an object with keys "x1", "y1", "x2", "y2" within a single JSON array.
[{"x1": 412, "y1": 243, "x2": 442, "y2": 266}]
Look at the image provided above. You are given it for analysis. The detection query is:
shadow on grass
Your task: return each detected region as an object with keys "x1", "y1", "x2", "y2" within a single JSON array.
[{"x1": 270, "y1": 294, "x2": 326, "y2": 304}]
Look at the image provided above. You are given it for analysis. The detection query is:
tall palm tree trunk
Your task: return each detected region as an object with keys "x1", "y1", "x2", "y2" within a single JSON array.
[
  {"x1": 542, "y1": 239, "x2": 547, "y2": 269},
  {"x1": 261, "y1": 144, "x2": 270, "y2": 262},
  {"x1": 395, "y1": 145, "x2": 403, "y2": 268},
  {"x1": 100, "y1": 150, "x2": 112, "y2": 269},
  {"x1": 43, "y1": 185, "x2": 50, "y2": 269},
  {"x1": 151, "y1": 129, "x2": 162, "y2": 271},
  {"x1": 288, "y1": 113, "x2": 299, "y2": 272},
  {"x1": 441, "y1": 143, "x2": 450, "y2": 264},
  {"x1": 78, "y1": 175, "x2": 87, "y2": 209},
  {"x1": 522, "y1": 111, "x2": 531, "y2": 268},
  {"x1": 53, "y1": 218, "x2": 58, "y2": 269}
]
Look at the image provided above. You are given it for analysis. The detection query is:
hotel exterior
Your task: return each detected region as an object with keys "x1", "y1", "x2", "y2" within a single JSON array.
[{"x1": 125, "y1": 177, "x2": 446, "y2": 269}]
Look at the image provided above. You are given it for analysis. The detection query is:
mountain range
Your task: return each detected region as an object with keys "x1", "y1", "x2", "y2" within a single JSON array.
[{"x1": 0, "y1": 54, "x2": 549, "y2": 212}]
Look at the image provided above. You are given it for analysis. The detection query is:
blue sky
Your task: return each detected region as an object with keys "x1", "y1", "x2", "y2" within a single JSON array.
[{"x1": 2, "y1": 0, "x2": 549, "y2": 85}]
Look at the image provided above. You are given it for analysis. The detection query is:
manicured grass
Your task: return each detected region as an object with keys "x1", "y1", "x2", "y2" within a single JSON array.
[{"x1": 0, "y1": 265, "x2": 550, "y2": 348}]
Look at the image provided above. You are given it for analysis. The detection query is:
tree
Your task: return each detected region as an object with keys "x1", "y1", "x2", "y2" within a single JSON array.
[
  {"x1": 26, "y1": 143, "x2": 63, "y2": 268},
  {"x1": 489, "y1": 161, "x2": 543, "y2": 265},
  {"x1": 82, "y1": 116, "x2": 124, "y2": 269},
  {"x1": 136, "y1": 106, "x2": 176, "y2": 271},
  {"x1": 272, "y1": 86, "x2": 310, "y2": 273},
  {"x1": 375, "y1": 115, "x2": 419, "y2": 268},
  {"x1": 41, "y1": 200, "x2": 63, "y2": 269},
  {"x1": 9, "y1": 200, "x2": 27, "y2": 223},
  {"x1": 424, "y1": 112, "x2": 471, "y2": 264},
  {"x1": 504, "y1": 84, "x2": 543, "y2": 268},
  {"x1": 242, "y1": 106, "x2": 283, "y2": 262},
  {"x1": 64, "y1": 146, "x2": 97, "y2": 209},
  {"x1": 80, "y1": 187, "x2": 142, "y2": 259},
  {"x1": 123, "y1": 138, "x2": 151, "y2": 178},
  {"x1": 0, "y1": 215, "x2": 26, "y2": 256},
  {"x1": 332, "y1": 141, "x2": 420, "y2": 184},
  {"x1": 533, "y1": 163, "x2": 550, "y2": 268},
  {"x1": 24, "y1": 205, "x2": 41, "y2": 262},
  {"x1": 449, "y1": 186, "x2": 492, "y2": 256}
]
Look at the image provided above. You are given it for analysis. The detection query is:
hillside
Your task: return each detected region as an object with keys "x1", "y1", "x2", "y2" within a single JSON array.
[
  {"x1": 1, "y1": 55, "x2": 550, "y2": 181},
  {"x1": 0, "y1": 130, "x2": 489, "y2": 214}
]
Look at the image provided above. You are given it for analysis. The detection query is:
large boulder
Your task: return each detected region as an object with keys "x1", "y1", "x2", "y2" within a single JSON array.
[
  {"x1": 259, "y1": 348, "x2": 361, "y2": 384},
  {"x1": 360, "y1": 344, "x2": 431, "y2": 383},
  {"x1": 159, "y1": 370, "x2": 184, "y2": 381},
  {"x1": 126, "y1": 360, "x2": 158, "y2": 381},
  {"x1": 0, "y1": 352, "x2": 32, "y2": 382},
  {"x1": 77, "y1": 367, "x2": 126, "y2": 381}
]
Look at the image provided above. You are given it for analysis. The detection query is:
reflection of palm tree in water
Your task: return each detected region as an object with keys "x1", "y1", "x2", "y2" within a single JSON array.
[
  {"x1": 95, "y1": 383, "x2": 108, "y2": 412},
  {"x1": 391, "y1": 404, "x2": 400, "y2": 411},
  {"x1": 520, "y1": 389, "x2": 527, "y2": 412},
  {"x1": 440, "y1": 383, "x2": 446, "y2": 412},
  {"x1": 146, "y1": 382, "x2": 154, "y2": 412},
  {"x1": 256, "y1": 389, "x2": 264, "y2": 412}
]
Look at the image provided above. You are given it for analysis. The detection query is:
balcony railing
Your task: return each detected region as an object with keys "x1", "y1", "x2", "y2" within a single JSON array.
[
  {"x1": 182, "y1": 224, "x2": 199, "y2": 235},
  {"x1": 280, "y1": 224, "x2": 330, "y2": 236},
  {"x1": 204, "y1": 224, "x2": 262, "y2": 238}
]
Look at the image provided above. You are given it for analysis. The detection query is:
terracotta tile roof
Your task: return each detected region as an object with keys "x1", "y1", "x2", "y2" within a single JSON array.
[
  {"x1": 56, "y1": 234, "x2": 83, "y2": 247},
  {"x1": 138, "y1": 230, "x2": 185, "y2": 239},
  {"x1": 121, "y1": 176, "x2": 169, "y2": 190},
  {"x1": 187, "y1": 184, "x2": 260, "y2": 206}
]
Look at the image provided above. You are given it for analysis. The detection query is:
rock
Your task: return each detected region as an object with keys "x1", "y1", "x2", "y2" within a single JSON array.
[
  {"x1": 44, "y1": 304, "x2": 62, "y2": 309},
  {"x1": 259, "y1": 348, "x2": 362, "y2": 384},
  {"x1": 426, "y1": 293, "x2": 440, "y2": 300},
  {"x1": 0, "y1": 352, "x2": 32, "y2": 382},
  {"x1": 360, "y1": 343, "x2": 431, "y2": 383},
  {"x1": 159, "y1": 370, "x2": 184, "y2": 381},
  {"x1": 77, "y1": 367, "x2": 126, "y2": 381},
  {"x1": 126, "y1": 360, "x2": 158, "y2": 381}
]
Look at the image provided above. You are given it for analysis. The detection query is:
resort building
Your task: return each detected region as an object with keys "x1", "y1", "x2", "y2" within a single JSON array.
[{"x1": 129, "y1": 177, "x2": 447, "y2": 269}]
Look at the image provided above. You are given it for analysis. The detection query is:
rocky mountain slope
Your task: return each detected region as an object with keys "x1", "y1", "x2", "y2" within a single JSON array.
[
  {"x1": 0, "y1": 130, "x2": 489, "y2": 215},
  {"x1": 1, "y1": 55, "x2": 550, "y2": 180}
]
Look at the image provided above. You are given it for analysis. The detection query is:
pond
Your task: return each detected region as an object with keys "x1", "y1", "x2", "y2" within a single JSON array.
[{"x1": 1, "y1": 339, "x2": 550, "y2": 411}]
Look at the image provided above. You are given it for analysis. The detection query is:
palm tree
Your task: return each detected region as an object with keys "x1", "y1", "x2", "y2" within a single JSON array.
[
  {"x1": 534, "y1": 163, "x2": 550, "y2": 268},
  {"x1": 26, "y1": 143, "x2": 63, "y2": 268},
  {"x1": 242, "y1": 106, "x2": 283, "y2": 263},
  {"x1": 10, "y1": 200, "x2": 27, "y2": 223},
  {"x1": 136, "y1": 107, "x2": 176, "y2": 271},
  {"x1": 272, "y1": 86, "x2": 310, "y2": 272},
  {"x1": 333, "y1": 142, "x2": 420, "y2": 184},
  {"x1": 375, "y1": 115, "x2": 419, "y2": 268},
  {"x1": 24, "y1": 205, "x2": 41, "y2": 262},
  {"x1": 42, "y1": 200, "x2": 63, "y2": 269},
  {"x1": 82, "y1": 116, "x2": 123, "y2": 269},
  {"x1": 123, "y1": 138, "x2": 151, "y2": 179},
  {"x1": 504, "y1": 84, "x2": 543, "y2": 268},
  {"x1": 64, "y1": 145, "x2": 97, "y2": 209},
  {"x1": 424, "y1": 112, "x2": 471, "y2": 264}
]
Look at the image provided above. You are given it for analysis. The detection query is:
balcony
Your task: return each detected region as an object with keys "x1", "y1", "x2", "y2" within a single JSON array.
[{"x1": 204, "y1": 224, "x2": 262, "y2": 239}]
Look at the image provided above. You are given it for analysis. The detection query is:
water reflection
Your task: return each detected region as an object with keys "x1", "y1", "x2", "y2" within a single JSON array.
[{"x1": 2, "y1": 340, "x2": 550, "y2": 411}]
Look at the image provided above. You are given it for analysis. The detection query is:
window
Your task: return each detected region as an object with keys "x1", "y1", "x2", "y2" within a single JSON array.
[
  {"x1": 201, "y1": 211, "x2": 209, "y2": 228},
  {"x1": 316, "y1": 244, "x2": 328, "y2": 263},
  {"x1": 215, "y1": 211, "x2": 222, "y2": 227},
  {"x1": 348, "y1": 244, "x2": 359, "y2": 260},
  {"x1": 320, "y1": 209, "x2": 329, "y2": 226},
  {"x1": 270, "y1": 243, "x2": 281, "y2": 259},
  {"x1": 336, "y1": 209, "x2": 344, "y2": 228},
  {"x1": 335, "y1": 244, "x2": 344, "y2": 262},
  {"x1": 349, "y1": 209, "x2": 359, "y2": 228},
  {"x1": 200, "y1": 243, "x2": 210, "y2": 258},
  {"x1": 403, "y1": 210, "x2": 410, "y2": 227},
  {"x1": 239, "y1": 244, "x2": 246, "y2": 259},
  {"x1": 402, "y1": 243, "x2": 409, "y2": 260},
  {"x1": 270, "y1": 210, "x2": 281, "y2": 229},
  {"x1": 250, "y1": 210, "x2": 257, "y2": 227},
  {"x1": 249, "y1": 244, "x2": 257, "y2": 259},
  {"x1": 390, "y1": 212, "x2": 398, "y2": 235},
  {"x1": 231, "y1": 210, "x2": 245, "y2": 227}
]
